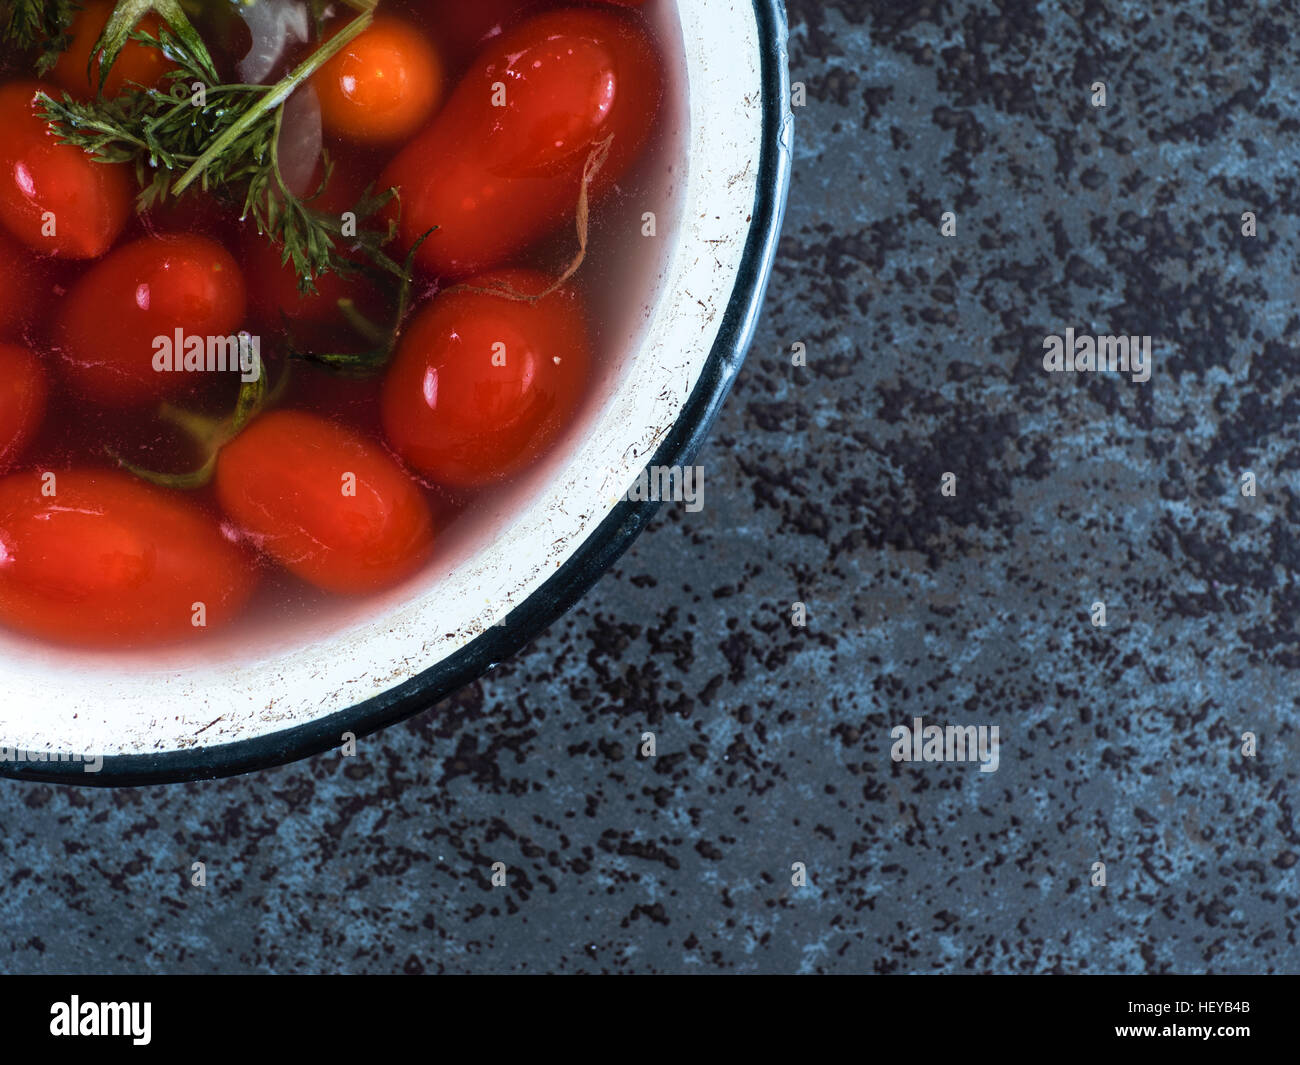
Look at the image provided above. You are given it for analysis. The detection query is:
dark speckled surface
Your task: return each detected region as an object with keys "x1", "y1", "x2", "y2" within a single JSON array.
[{"x1": 5, "y1": 0, "x2": 1300, "y2": 974}]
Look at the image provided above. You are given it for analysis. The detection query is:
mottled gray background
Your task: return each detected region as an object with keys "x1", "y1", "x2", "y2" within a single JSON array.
[{"x1": 5, "y1": 0, "x2": 1300, "y2": 974}]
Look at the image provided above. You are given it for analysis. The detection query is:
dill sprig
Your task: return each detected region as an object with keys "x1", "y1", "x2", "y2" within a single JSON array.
[
  {"x1": 93, "y1": 1, "x2": 218, "y2": 89},
  {"x1": 293, "y1": 226, "x2": 437, "y2": 376},
  {"x1": 38, "y1": 5, "x2": 402, "y2": 293},
  {"x1": 0, "y1": 0, "x2": 80, "y2": 74}
]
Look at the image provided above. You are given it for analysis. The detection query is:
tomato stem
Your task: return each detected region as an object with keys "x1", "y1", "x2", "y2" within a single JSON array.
[
  {"x1": 337, "y1": 299, "x2": 389, "y2": 345},
  {"x1": 111, "y1": 359, "x2": 289, "y2": 490},
  {"x1": 158, "y1": 401, "x2": 222, "y2": 442}
]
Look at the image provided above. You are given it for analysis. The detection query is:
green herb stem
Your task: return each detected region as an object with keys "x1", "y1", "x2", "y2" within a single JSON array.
[{"x1": 174, "y1": 7, "x2": 377, "y2": 197}]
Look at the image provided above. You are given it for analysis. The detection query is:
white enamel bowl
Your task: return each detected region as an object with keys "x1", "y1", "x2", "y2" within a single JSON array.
[{"x1": 0, "y1": 0, "x2": 793, "y2": 784}]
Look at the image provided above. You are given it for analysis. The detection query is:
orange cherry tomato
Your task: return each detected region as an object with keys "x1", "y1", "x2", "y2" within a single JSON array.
[
  {"x1": 55, "y1": 234, "x2": 248, "y2": 406},
  {"x1": 215, "y1": 410, "x2": 435, "y2": 594},
  {"x1": 0, "y1": 81, "x2": 132, "y2": 259},
  {"x1": 0, "y1": 344, "x2": 47, "y2": 473},
  {"x1": 380, "y1": 7, "x2": 663, "y2": 278},
  {"x1": 51, "y1": 0, "x2": 178, "y2": 100},
  {"x1": 313, "y1": 15, "x2": 444, "y2": 144},
  {"x1": 0, "y1": 469, "x2": 256, "y2": 648},
  {"x1": 381, "y1": 269, "x2": 591, "y2": 488}
]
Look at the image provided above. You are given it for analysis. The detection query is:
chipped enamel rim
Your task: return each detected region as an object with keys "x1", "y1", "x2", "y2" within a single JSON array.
[{"x1": 0, "y1": 0, "x2": 792, "y2": 786}]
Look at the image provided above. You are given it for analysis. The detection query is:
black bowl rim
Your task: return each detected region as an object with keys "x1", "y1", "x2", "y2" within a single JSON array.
[{"x1": 1, "y1": 0, "x2": 793, "y2": 788}]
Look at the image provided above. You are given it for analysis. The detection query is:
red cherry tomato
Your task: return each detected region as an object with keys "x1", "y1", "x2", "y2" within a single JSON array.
[
  {"x1": 51, "y1": 0, "x2": 178, "y2": 100},
  {"x1": 380, "y1": 7, "x2": 663, "y2": 278},
  {"x1": 0, "y1": 344, "x2": 47, "y2": 473},
  {"x1": 243, "y1": 231, "x2": 384, "y2": 328},
  {"x1": 313, "y1": 15, "x2": 444, "y2": 144},
  {"x1": 381, "y1": 269, "x2": 591, "y2": 488},
  {"x1": 0, "y1": 81, "x2": 132, "y2": 259},
  {"x1": 0, "y1": 228, "x2": 47, "y2": 336},
  {"x1": 0, "y1": 469, "x2": 256, "y2": 648},
  {"x1": 215, "y1": 410, "x2": 435, "y2": 594},
  {"x1": 413, "y1": 0, "x2": 642, "y2": 58},
  {"x1": 55, "y1": 234, "x2": 248, "y2": 405},
  {"x1": 243, "y1": 158, "x2": 387, "y2": 343}
]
